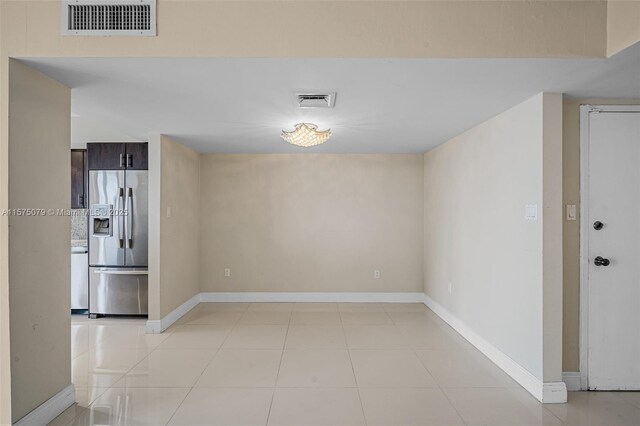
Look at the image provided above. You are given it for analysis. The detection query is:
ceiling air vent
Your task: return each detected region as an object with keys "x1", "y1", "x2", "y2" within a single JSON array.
[
  {"x1": 294, "y1": 92, "x2": 336, "y2": 109},
  {"x1": 61, "y1": 0, "x2": 156, "y2": 36}
]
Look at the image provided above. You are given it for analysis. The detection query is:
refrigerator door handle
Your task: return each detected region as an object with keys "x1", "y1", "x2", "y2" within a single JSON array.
[
  {"x1": 118, "y1": 187, "x2": 125, "y2": 248},
  {"x1": 126, "y1": 187, "x2": 133, "y2": 248},
  {"x1": 93, "y1": 269, "x2": 148, "y2": 275}
]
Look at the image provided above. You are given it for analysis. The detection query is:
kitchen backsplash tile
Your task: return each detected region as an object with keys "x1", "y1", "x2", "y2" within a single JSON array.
[{"x1": 71, "y1": 210, "x2": 88, "y2": 241}]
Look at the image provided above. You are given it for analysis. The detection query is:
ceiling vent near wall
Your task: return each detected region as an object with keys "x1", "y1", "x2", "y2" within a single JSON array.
[
  {"x1": 294, "y1": 92, "x2": 336, "y2": 108},
  {"x1": 61, "y1": 0, "x2": 156, "y2": 36}
]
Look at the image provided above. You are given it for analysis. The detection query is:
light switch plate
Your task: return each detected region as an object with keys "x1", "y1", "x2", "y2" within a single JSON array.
[
  {"x1": 525, "y1": 204, "x2": 538, "y2": 221},
  {"x1": 566, "y1": 204, "x2": 577, "y2": 221}
]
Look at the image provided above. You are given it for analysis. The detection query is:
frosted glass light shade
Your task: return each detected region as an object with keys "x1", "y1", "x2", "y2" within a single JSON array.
[{"x1": 281, "y1": 123, "x2": 331, "y2": 147}]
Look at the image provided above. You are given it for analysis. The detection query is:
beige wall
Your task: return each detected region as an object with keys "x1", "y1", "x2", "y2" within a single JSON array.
[
  {"x1": 7, "y1": 59, "x2": 71, "y2": 423},
  {"x1": 159, "y1": 135, "x2": 201, "y2": 317},
  {"x1": 542, "y1": 93, "x2": 564, "y2": 382},
  {"x1": 424, "y1": 94, "x2": 563, "y2": 381},
  {"x1": 0, "y1": 1, "x2": 608, "y2": 59},
  {"x1": 607, "y1": 0, "x2": 640, "y2": 56},
  {"x1": 561, "y1": 97, "x2": 640, "y2": 372},
  {"x1": 147, "y1": 135, "x2": 161, "y2": 321},
  {"x1": 199, "y1": 154, "x2": 424, "y2": 293}
]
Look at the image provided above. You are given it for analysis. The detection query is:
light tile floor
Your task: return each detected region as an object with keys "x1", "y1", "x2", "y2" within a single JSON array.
[{"x1": 49, "y1": 303, "x2": 640, "y2": 425}]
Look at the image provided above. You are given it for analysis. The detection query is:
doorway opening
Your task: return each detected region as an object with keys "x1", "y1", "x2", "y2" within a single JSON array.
[{"x1": 579, "y1": 105, "x2": 640, "y2": 390}]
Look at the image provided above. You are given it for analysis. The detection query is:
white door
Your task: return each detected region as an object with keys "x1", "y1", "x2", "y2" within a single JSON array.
[{"x1": 587, "y1": 108, "x2": 640, "y2": 390}]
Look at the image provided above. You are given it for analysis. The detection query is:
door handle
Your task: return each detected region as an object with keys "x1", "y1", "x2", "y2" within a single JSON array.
[
  {"x1": 127, "y1": 154, "x2": 132, "y2": 168},
  {"x1": 594, "y1": 256, "x2": 610, "y2": 266},
  {"x1": 94, "y1": 269, "x2": 148, "y2": 275},
  {"x1": 119, "y1": 153, "x2": 125, "y2": 168},
  {"x1": 593, "y1": 221, "x2": 604, "y2": 230},
  {"x1": 118, "y1": 187, "x2": 125, "y2": 248},
  {"x1": 126, "y1": 187, "x2": 133, "y2": 248}
]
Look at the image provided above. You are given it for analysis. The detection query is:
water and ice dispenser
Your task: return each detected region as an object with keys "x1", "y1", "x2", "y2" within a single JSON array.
[{"x1": 92, "y1": 204, "x2": 113, "y2": 237}]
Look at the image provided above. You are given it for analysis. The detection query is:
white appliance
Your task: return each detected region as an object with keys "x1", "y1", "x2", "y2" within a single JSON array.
[{"x1": 71, "y1": 246, "x2": 88, "y2": 310}]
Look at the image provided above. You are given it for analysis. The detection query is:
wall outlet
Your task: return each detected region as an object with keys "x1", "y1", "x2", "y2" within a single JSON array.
[
  {"x1": 448, "y1": 282, "x2": 452, "y2": 294},
  {"x1": 166, "y1": 206, "x2": 172, "y2": 218},
  {"x1": 374, "y1": 270, "x2": 381, "y2": 279},
  {"x1": 224, "y1": 268, "x2": 231, "y2": 277}
]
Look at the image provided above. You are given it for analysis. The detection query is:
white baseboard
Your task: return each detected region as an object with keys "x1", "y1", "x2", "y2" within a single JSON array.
[
  {"x1": 200, "y1": 292, "x2": 425, "y2": 303},
  {"x1": 14, "y1": 384, "x2": 75, "y2": 426},
  {"x1": 543, "y1": 381, "x2": 568, "y2": 403},
  {"x1": 146, "y1": 293, "x2": 200, "y2": 334},
  {"x1": 421, "y1": 294, "x2": 566, "y2": 403},
  {"x1": 562, "y1": 372, "x2": 581, "y2": 391},
  {"x1": 145, "y1": 292, "x2": 424, "y2": 333}
]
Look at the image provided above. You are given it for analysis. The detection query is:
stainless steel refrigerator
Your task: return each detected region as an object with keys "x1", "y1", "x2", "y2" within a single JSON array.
[{"x1": 88, "y1": 170, "x2": 148, "y2": 316}]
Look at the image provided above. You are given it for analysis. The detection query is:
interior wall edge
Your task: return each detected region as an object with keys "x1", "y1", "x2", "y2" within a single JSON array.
[
  {"x1": 8, "y1": 59, "x2": 71, "y2": 423},
  {"x1": 541, "y1": 92, "x2": 564, "y2": 383},
  {"x1": 147, "y1": 133, "x2": 162, "y2": 321}
]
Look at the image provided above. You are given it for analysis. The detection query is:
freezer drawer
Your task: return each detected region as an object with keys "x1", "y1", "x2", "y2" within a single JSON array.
[{"x1": 89, "y1": 267, "x2": 148, "y2": 315}]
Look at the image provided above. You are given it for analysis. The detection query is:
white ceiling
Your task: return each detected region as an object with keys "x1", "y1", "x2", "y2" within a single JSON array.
[
  {"x1": 22, "y1": 44, "x2": 640, "y2": 153},
  {"x1": 71, "y1": 116, "x2": 141, "y2": 149}
]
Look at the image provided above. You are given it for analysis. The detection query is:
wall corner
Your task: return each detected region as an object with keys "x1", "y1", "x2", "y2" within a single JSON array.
[
  {"x1": 147, "y1": 133, "x2": 162, "y2": 321},
  {"x1": 542, "y1": 92, "x2": 564, "y2": 384}
]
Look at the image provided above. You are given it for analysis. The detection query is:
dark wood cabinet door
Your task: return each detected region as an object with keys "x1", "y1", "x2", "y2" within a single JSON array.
[
  {"x1": 87, "y1": 143, "x2": 126, "y2": 170},
  {"x1": 125, "y1": 143, "x2": 148, "y2": 170},
  {"x1": 71, "y1": 149, "x2": 86, "y2": 208}
]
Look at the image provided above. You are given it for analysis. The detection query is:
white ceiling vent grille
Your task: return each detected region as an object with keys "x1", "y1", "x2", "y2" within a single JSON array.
[
  {"x1": 294, "y1": 92, "x2": 336, "y2": 108},
  {"x1": 61, "y1": 0, "x2": 156, "y2": 36}
]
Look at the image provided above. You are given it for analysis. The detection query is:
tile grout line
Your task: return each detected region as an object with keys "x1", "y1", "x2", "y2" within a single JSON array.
[
  {"x1": 541, "y1": 405, "x2": 565, "y2": 425},
  {"x1": 404, "y1": 309, "x2": 470, "y2": 426},
  {"x1": 438, "y1": 385, "x2": 470, "y2": 426},
  {"x1": 412, "y1": 306, "x2": 470, "y2": 426},
  {"x1": 163, "y1": 387, "x2": 196, "y2": 426},
  {"x1": 341, "y1": 307, "x2": 369, "y2": 426},
  {"x1": 66, "y1": 319, "x2": 154, "y2": 425},
  {"x1": 66, "y1": 306, "x2": 231, "y2": 425},
  {"x1": 164, "y1": 304, "x2": 248, "y2": 426},
  {"x1": 189, "y1": 304, "x2": 245, "y2": 385},
  {"x1": 132, "y1": 305, "x2": 231, "y2": 425},
  {"x1": 265, "y1": 306, "x2": 292, "y2": 425}
]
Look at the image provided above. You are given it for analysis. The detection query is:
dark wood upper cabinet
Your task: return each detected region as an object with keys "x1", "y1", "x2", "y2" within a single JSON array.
[
  {"x1": 86, "y1": 142, "x2": 148, "y2": 170},
  {"x1": 71, "y1": 149, "x2": 87, "y2": 209},
  {"x1": 87, "y1": 143, "x2": 126, "y2": 170},
  {"x1": 125, "y1": 143, "x2": 148, "y2": 170}
]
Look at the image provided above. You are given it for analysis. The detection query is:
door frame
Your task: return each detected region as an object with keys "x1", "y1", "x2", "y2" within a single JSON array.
[{"x1": 579, "y1": 104, "x2": 640, "y2": 390}]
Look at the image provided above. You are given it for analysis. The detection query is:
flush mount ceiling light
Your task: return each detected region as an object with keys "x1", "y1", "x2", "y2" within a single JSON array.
[{"x1": 281, "y1": 123, "x2": 332, "y2": 147}]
